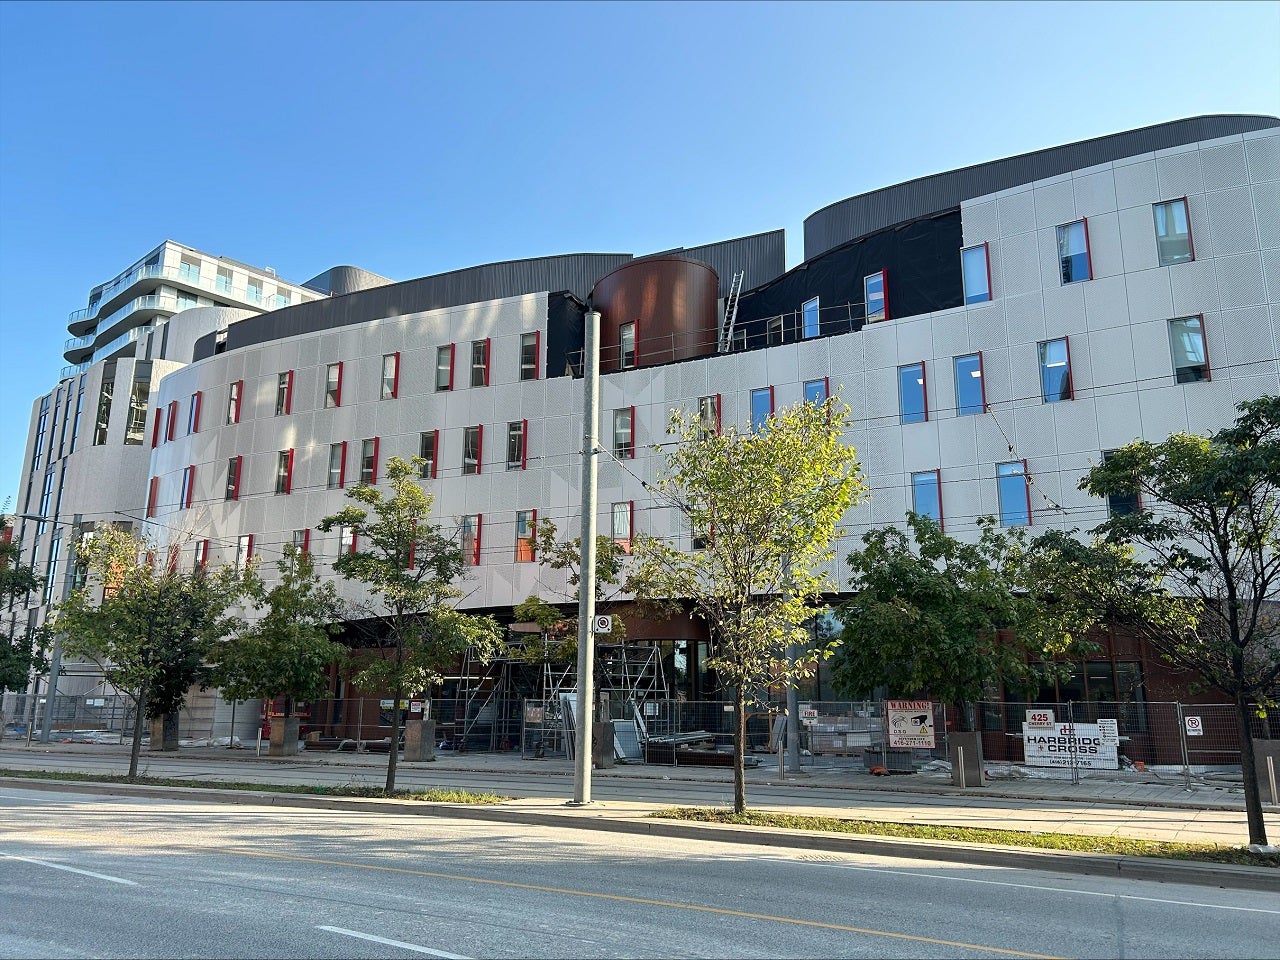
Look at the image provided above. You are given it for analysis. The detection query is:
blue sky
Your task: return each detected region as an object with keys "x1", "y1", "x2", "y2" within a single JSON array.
[{"x1": 1, "y1": 0, "x2": 1277, "y2": 507}]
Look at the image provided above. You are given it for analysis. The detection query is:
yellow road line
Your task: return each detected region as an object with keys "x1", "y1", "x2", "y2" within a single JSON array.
[{"x1": 4, "y1": 826, "x2": 1060, "y2": 959}]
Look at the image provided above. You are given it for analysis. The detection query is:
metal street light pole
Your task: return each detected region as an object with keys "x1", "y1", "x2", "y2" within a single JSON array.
[{"x1": 570, "y1": 309, "x2": 601, "y2": 806}]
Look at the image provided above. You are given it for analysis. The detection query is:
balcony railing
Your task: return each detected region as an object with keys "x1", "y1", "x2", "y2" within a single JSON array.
[
  {"x1": 64, "y1": 332, "x2": 94, "y2": 352},
  {"x1": 59, "y1": 361, "x2": 89, "y2": 381},
  {"x1": 91, "y1": 322, "x2": 154, "y2": 365}
]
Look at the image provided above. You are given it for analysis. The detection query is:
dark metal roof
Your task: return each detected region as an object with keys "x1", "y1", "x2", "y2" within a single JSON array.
[
  {"x1": 647, "y1": 229, "x2": 787, "y2": 297},
  {"x1": 803, "y1": 114, "x2": 1280, "y2": 259}
]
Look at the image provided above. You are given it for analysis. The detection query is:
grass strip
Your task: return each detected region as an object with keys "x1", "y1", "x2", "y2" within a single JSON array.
[
  {"x1": 651, "y1": 806, "x2": 1280, "y2": 868},
  {"x1": 0, "y1": 767, "x2": 508, "y2": 804}
]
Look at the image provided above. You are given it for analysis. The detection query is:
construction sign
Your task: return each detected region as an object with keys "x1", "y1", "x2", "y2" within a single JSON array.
[{"x1": 886, "y1": 700, "x2": 936, "y2": 748}]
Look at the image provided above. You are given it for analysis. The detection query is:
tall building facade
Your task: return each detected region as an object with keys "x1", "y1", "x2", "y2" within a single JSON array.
[{"x1": 8, "y1": 115, "x2": 1279, "y2": 721}]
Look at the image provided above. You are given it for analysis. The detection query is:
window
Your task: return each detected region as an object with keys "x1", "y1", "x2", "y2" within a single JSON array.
[
  {"x1": 325, "y1": 363, "x2": 343, "y2": 408},
  {"x1": 194, "y1": 539, "x2": 210, "y2": 573},
  {"x1": 33, "y1": 397, "x2": 49, "y2": 469},
  {"x1": 381, "y1": 352, "x2": 399, "y2": 400},
  {"x1": 1169, "y1": 316, "x2": 1209, "y2": 383},
  {"x1": 92, "y1": 378, "x2": 113, "y2": 445},
  {"x1": 1102, "y1": 451, "x2": 1141, "y2": 518},
  {"x1": 274, "y1": 291, "x2": 290, "y2": 309},
  {"x1": 246, "y1": 278, "x2": 263, "y2": 304},
  {"x1": 419, "y1": 430, "x2": 439, "y2": 479},
  {"x1": 1153, "y1": 198, "x2": 1194, "y2": 266},
  {"x1": 339, "y1": 525, "x2": 357, "y2": 555},
  {"x1": 360, "y1": 438, "x2": 379, "y2": 484},
  {"x1": 146, "y1": 476, "x2": 159, "y2": 519},
  {"x1": 179, "y1": 256, "x2": 201, "y2": 284},
  {"x1": 864, "y1": 270, "x2": 888, "y2": 323},
  {"x1": 181, "y1": 465, "x2": 196, "y2": 509},
  {"x1": 766, "y1": 316, "x2": 783, "y2": 346},
  {"x1": 732, "y1": 327, "x2": 747, "y2": 352},
  {"x1": 1057, "y1": 220, "x2": 1091, "y2": 284},
  {"x1": 461, "y1": 514, "x2": 481, "y2": 566},
  {"x1": 291, "y1": 529, "x2": 310, "y2": 555},
  {"x1": 619, "y1": 322, "x2": 637, "y2": 370},
  {"x1": 216, "y1": 266, "x2": 233, "y2": 294},
  {"x1": 507, "y1": 420, "x2": 527, "y2": 470},
  {"x1": 954, "y1": 353, "x2": 986, "y2": 416},
  {"x1": 227, "y1": 380, "x2": 243, "y2": 424},
  {"x1": 236, "y1": 535, "x2": 254, "y2": 571},
  {"x1": 611, "y1": 502, "x2": 633, "y2": 554},
  {"x1": 125, "y1": 381, "x2": 150, "y2": 445},
  {"x1": 802, "y1": 297, "x2": 820, "y2": 339},
  {"x1": 698, "y1": 395, "x2": 721, "y2": 435},
  {"x1": 803, "y1": 378, "x2": 829, "y2": 406},
  {"x1": 520, "y1": 331, "x2": 540, "y2": 381},
  {"x1": 225, "y1": 456, "x2": 243, "y2": 501},
  {"x1": 275, "y1": 449, "x2": 294, "y2": 495},
  {"x1": 613, "y1": 407, "x2": 634, "y2": 459},
  {"x1": 276, "y1": 371, "x2": 294, "y2": 416},
  {"x1": 43, "y1": 535, "x2": 62, "y2": 604},
  {"x1": 70, "y1": 386, "x2": 83, "y2": 454},
  {"x1": 910, "y1": 470, "x2": 942, "y2": 527},
  {"x1": 1039, "y1": 338, "x2": 1073, "y2": 402},
  {"x1": 463, "y1": 426, "x2": 482, "y2": 475},
  {"x1": 187, "y1": 391, "x2": 202, "y2": 434},
  {"x1": 997, "y1": 461, "x2": 1031, "y2": 527},
  {"x1": 176, "y1": 291, "x2": 199, "y2": 310},
  {"x1": 516, "y1": 509, "x2": 537, "y2": 562},
  {"x1": 470, "y1": 339, "x2": 490, "y2": 387},
  {"x1": 436, "y1": 344, "x2": 455, "y2": 392},
  {"x1": 322, "y1": 441, "x2": 345, "y2": 489},
  {"x1": 961, "y1": 243, "x2": 991, "y2": 304},
  {"x1": 165, "y1": 400, "x2": 179, "y2": 441},
  {"x1": 750, "y1": 387, "x2": 774, "y2": 433},
  {"x1": 898, "y1": 363, "x2": 927, "y2": 423},
  {"x1": 37, "y1": 470, "x2": 54, "y2": 525}
]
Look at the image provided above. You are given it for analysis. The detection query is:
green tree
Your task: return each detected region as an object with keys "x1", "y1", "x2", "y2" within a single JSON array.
[
  {"x1": 211, "y1": 546, "x2": 347, "y2": 735},
  {"x1": 1081, "y1": 395, "x2": 1280, "y2": 849},
  {"x1": 628, "y1": 398, "x2": 864, "y2": 813},
  {"x1": 318, "y1": 456, "x2": 503, "y2": 792},
  {"x1": 0, "y1": 514, "x2": 47, "y2": 702},
  {"x1": 54, "y1": 525, "x2": 248, "y2": 778},
  {"x1": 831, "y1": 514, "x2": 1133, "y2": 728},
  {"x1": 512, "y1": 518, "x2": 629, "y2": 665}
]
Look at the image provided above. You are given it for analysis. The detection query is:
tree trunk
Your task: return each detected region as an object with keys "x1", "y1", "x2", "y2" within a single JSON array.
[
  {"x1": 733, "y1": 685, "x2": 747, "y2": 814},
  {"x1": 1236, "y1": 690, "x2": 1269, "y2": 848},
  {"x1": 385, "y1": 682, "x2": 401, "y2": 794},
  {"x1": 128, "y1": 684, "x2": 147, "y2": 780}
]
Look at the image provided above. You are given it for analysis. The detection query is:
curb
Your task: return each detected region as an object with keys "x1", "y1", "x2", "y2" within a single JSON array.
[{"x1": 4, "y1": 776, "x2": 1276, "y2": 894}]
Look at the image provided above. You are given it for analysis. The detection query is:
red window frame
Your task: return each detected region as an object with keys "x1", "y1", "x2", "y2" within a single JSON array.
[
  {"x1": 278, "y1": 448, "x2": 294, "y2": 495},
  {"x1": 182, "y1": 465, "x2": 196, "y2": 509},
  {"x1": 146, "y1": 476, "x2": 159, "y2": 518},
  {"x1": 1058, "y1": 219, "x2": 1093, "y2": 284},
  {"x1": 899, "y1": 362, "x2": 928, "y2": 423},
  {"x1": 335, "y1": 440, "x2": 348, "y2": 488},
  {"x1": 998, "y1": 459, "x2": 1033, "y2": 528},
  {"x1": 478, "y1": 338, "x2": 491, "y2": 386},
  {"x1": 421, "y1": 429, "x2": 439, "y2": 479},
  {"x1": 332, "y1": 362, "x2": 345, "y2": 407},
  {"x1": 865, "y1": 269, "x2": 889, "y2": 322},
  {"x1": 381, "y1": 350, "x2": 401, "y2": 399},
  {"x1": 462, "y1": 514, "x2": 482, "y2": 566},
  {"x1": 166, "y1": 400, "x2": 178, "y2": 441},
  {"x1": 507, "y1": 419, "x2": 528, "y2": 470},
  {"x1": 151, "y1": 408, "x2": 162, "y2": 448},
  {"x1": 911, "y1": 468, "x2": 943, "y2": 531},
  {"x1": 611, "y1": 501, "x2": 634, "y2": 554},
  {"x1": 463, "y1": 425, "x2": 483, "y2": 475},
  {"x1": 515, "y1": 509, "x2": 537, "y2": 562},
  {"x1": 189, "y1": 391, "x2": 202, "y2": 434},
  {"x1": 196, "y1": 539, "x2": 210, "y2": 572},
  {"x1": 437, "y1": 343, "x2": 456, "y2": 392},
  {"x1": 521, "y1": 330, "x2": 541, "y2": 381},
  {"x1": 228, "y1": 455, "x2": 243, "y2": 501},
  {"x1": 1039, "y1": 337, "x2": 1074, "y2": 402},
  {"x1": 294, "y1": 529, "x2": 310, "y2": 556},
  {"x1": 615, "y1": 405, "x2": 635, "y2": 459},
  {"x1": 279, "y1": 369, "x2": 295, "y2": 415},
  {"x1": 229, "y1": 380, "x2": 243, "y2": 424},
  {"x1": 245, "y1": 534, "x2": 255, "y2": 562},
  {"x1": 361, "y1": 437, "x2": 380, "y2": 485},
  {"x1": 961, "y1": 242, "x2": 993, "y2": 304}
]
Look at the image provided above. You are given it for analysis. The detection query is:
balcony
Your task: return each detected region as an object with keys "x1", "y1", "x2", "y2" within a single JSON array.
[
  {"x1": 63, "y1": 332, "x2": 95, "y2": 364},
  {"x1": 60, "y1": 361, "x2": 89, "y2": 381},
  {"x1": 91, "y1": 323, "x2": 154, "y2": 365}
]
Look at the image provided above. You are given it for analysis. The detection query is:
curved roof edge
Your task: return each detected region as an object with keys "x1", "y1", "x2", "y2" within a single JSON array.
[{"x1": 803, "y1": 114, "x2": 1280, "y2": 260}]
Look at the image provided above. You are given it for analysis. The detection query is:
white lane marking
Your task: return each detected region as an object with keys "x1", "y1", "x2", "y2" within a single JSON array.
[
  {"x1": 1, "y1": 853, "x2": 138, "y2": 886},
  {"x1": 769, "y1": 857, "x2": 1280, "y2": 915},
  {"x1": 316, "y1": 926, "x2": 472, "y2": 958}
]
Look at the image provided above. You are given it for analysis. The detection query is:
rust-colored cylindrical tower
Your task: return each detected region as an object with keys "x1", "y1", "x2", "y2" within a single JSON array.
[{"x1": 591, "y1": 256, "x2": 719, "y2": 369}]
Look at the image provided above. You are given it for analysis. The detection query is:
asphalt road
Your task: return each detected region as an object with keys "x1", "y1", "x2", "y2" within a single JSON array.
[{"x1": 2, "y1": 786, "x2": 1277, "y2": 959}]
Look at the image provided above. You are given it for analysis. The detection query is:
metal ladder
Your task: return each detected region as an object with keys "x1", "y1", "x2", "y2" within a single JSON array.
[{"x1": 719, "y1": 270, "x2": 745, "y2": 352}]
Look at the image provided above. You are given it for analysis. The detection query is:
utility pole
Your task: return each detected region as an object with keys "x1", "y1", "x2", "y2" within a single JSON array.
[{"x1": 570, "y1": 309, "x2": 601, "y2": 806}]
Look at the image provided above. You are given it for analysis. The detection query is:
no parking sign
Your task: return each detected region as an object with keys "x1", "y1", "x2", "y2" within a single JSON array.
[{"x1": 1185, "y1": 715, "x2": 1204, "y2": 737}]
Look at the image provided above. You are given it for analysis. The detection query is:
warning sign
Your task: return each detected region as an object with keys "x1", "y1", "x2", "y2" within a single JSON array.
[
  {"x1": 886, "y1": 700, "x2": 936, "y2": 748},
  {"x1": 1185, "y1": 715, "x2": 1204, "y2": 736}
]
